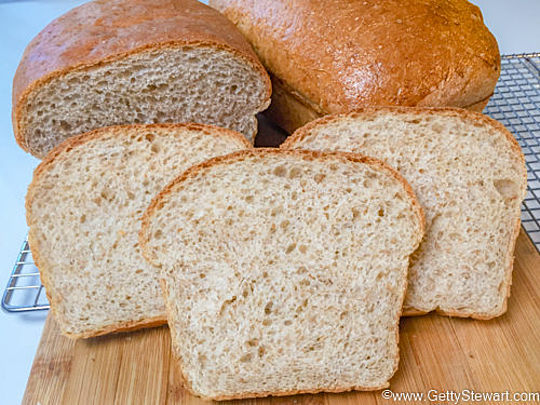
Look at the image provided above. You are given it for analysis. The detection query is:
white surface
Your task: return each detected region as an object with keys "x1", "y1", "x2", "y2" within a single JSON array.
[
  {"x1": 0, "y1": 1, "x2": 538, "y2": 403},
  {"x1": 471, "y1": 0, "x2": 540, "y2": 54}
]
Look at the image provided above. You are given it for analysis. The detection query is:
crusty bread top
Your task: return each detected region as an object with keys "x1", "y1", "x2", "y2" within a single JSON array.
[
  {"x1": 13, "y1": 0, "x2": 271, "y2": 144},
  {"x1": 210, "y1": 0, "x2": 499, "y2": 113}
]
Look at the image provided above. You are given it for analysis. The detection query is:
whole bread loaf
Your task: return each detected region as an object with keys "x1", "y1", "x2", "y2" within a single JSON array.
[
  {"x1": 26, "y1": 123, "x2": 250, "y2": 338},
  {"x1": 210, "y1": 0, "x2": 500, "y2": 134},
  {"x1": 13, "y1": 0, "x2": 271, "y2": 158},
  {"x1": 283, "y1": 107, "x2": 527, "y2": 319},
  {"x1": 140, "y1": 149, "x2": 424, "y2": 400}
]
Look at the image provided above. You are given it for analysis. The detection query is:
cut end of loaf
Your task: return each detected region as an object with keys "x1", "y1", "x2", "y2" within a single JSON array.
[
  {"x1": 284, "y1": 107, "x2": 527, "y2": 319},
  {"x1": 16, "y1": 45, "x2": 270, "y2": 158},
  {"x1": 141, "y1": 149, "x2": 424, "y2": 399},
  {"x1": 26, "y1": 123, "x2": 250, "y2": 338}
]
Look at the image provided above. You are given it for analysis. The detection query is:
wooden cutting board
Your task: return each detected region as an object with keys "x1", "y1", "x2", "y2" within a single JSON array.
[{"x1": 22, "y1": 229, "x2": 540, "y2": 405}]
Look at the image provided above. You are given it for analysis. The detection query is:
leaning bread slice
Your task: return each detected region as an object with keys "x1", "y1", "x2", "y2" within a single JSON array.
[
  {"x1": 283, "y1": 107, "x2": 527, "y2": 319},
  {"x1": 26, "y1": 123, "x2": 250, "y2": 338},
  {"x1": 140, "y1": 149, "x2": 424, "y2": 400},
  {"x1": 13, "y1": 0, "x2": 271, "y2": 158}
]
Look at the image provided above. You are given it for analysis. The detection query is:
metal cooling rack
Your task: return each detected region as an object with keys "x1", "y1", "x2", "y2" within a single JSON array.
[
  {"x1": 2, "y1": 239, "x2": 49, "y2": 312},
  {"x1": 2, "y1": 53, "x2": 540, "y2": 312},
  {"x1": 485, "y1": 53, "x2": 540, "y2": 248}
]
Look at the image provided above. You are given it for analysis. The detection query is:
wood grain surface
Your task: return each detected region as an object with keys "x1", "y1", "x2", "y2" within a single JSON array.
[{"x1": 22, "y1": 229, "x2": 540, "y2": 405}]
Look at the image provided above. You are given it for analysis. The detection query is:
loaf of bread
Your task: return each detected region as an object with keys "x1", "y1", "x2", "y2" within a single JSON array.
[
  {"x1": 283, "y1": 107, "x2": 527, "y2": 319},
  {"x1": 26, "y1": 123, "x2": 250, "y2": 338},
  {"x1": 13, "y1": 0, "x2": 271, "y2": 158},
  {"x1": 140, "y1": 149, "x2": 424, "y2": 399},
  {"x1": 209, "y1": 0, "x2": 500, "y2": 134}
]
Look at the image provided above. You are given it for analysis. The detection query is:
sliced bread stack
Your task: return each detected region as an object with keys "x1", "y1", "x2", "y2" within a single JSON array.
[
  {"x1": 26, "y1": 123, "x2": 250, "y2": 338},
  {"x1": 140, "y1": 149, "x2": 424, "y2": 399},
  {"x1": 17, "y1": 0, "x2": 526, "y2": 398},
  {"x1": 283, "y1": 107, "x2": 527, "y2": 319}
]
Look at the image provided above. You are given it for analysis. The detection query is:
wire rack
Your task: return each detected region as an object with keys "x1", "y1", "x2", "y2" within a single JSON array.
[
  {"x1": 2, "y1": 239, "x2": 49, "y2": 312},
  {"x1": 484, "y1": 53, "x2": 540, "y2": 248},
  {"x1": 2, "y1": 53, "x2": 540, "y2": 313}
]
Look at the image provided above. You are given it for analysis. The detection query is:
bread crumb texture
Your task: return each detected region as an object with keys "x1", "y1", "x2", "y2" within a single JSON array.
[
  {"x1": 285, "y1": 109, "x2": 527, "y2": 318},
  {"x1": 142, "y1": 149, "x2": 423, "y2": 398},
  {"x1": 21, "y1": 47, "x2": 267, "y2": 157},
  {"x1": 26, "y1": 124, "x2": 249, "y2": 337}
]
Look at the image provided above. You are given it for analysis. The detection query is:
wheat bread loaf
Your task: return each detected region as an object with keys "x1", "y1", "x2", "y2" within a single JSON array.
[
  {"x1": 210, "y1": 0, "x2": 500, "y2": 134},
  {"x1": 13, "y1": 0, "x2": 271, "y2": 158},
  {"x1": 140, "y1": 149, "x2": 424, "y2": 400},
  {"x1": 283, "y1": 107, "x2": 527, "y2": 319},
  {"x1": 26, "y1": 123, "x2": 250, "y2": 338}
]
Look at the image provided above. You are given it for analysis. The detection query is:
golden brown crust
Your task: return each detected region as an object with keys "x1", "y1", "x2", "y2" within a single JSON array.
[
  {"x1": 210, "y1": 0, "x2": 499, "y2": 131},
  {"x1": 402, "y1": 307, "x2": 494, "y2": 319},
  {"x1": 283, "y1": 106, "x2": 527, "y2": 320},
  {"x1": 26, "y1": 122, "x2": 250, "y2": 340},
  {"x1": 283, "y1": 107, "x2": 524, "y2": 165},
  {"x1": 13, "y1": 0, "x2": 271, "y2": 154},
  {"x1": 201, "y1": 383, "x2": 390, "y2": 401},
  {"x1": 262, "y1": 80, "x2": 494, "y2": 135},
  {"x1": 464, "y1": 94, "x2": 492, "y2": 113},
  {"x1": 67, "y1": 317, "x2": 168, "y2": 340},
  {"x1": 28, "y1": 122, "x2": 250, "y2": 186},
  {"x1": 140, "y1": 148, "x2": 425, "y2": 399}
]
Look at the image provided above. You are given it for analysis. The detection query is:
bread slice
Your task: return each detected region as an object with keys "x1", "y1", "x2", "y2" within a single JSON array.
[
  {"x1": 283, "y1": 107, "x2": 527, "y2": 319},
  {"x1": 140, "y1": 149, "x2": 424, "y2": 400},
  {"x1": 13, "y1": 0, "x2": 271, "y2": 158},
  {"x1": 26, "y1": 123, "x2": 250, "y2": 338}
]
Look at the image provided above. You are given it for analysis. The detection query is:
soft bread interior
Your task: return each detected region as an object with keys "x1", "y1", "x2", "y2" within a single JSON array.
[
  {"x1": 20, "y1": 46, "x2": 269, "y2": 158},
  {"x1": 284, "y1": 110, "x2": 527, "y2": 318},
  {"x1": 141, "y1": 150, "x2": 423, "y2": 399},
  {"x1": 26, "y1": 124, "x2": 249, "y2": 337}
]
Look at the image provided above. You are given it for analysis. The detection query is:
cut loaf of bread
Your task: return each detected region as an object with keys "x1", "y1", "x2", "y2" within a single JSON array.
[
  {"x1": 13, "y1": 0, "x2": 271, "y2": 158},
  {"x1": 140, "y1": 149, "x2": 424, "y2": 400},
  {"x1": 26, "y1": 123, "x2": 250, "y2": 338},
  {"x1": 283, "y1": 107, "x2": 527, "y2": 319}
]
